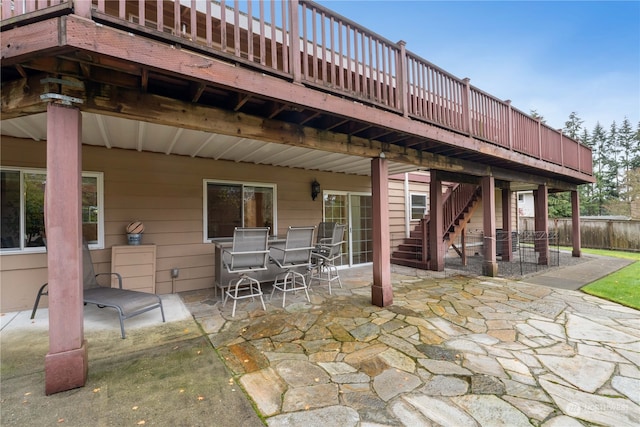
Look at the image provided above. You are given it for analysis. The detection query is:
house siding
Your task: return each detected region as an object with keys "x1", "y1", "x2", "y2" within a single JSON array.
[{"x1": 0, "y1": 136, "x2": 370, "y2": 312}]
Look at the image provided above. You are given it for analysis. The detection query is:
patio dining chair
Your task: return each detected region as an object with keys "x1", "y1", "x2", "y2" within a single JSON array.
[
  {"x1": 269, "y1": 226, "x2": 315, "y2": 307},
  {"x1": 309, "y1": 223, "x2": 346, "y2": 294},
  {"x1": 317, "y1": 221, "x2": 337, "y2": 245},
  {"x1": 220, "y1": 227, "x2": 270, "y2": 317},
  {"x1": 31, "y1": 239, "x2": 165, "y2": 339}
]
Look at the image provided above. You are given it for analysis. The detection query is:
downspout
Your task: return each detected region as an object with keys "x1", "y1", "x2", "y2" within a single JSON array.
[{"x1": 404, "y1": 173, "x2": 410, "y2": 238}]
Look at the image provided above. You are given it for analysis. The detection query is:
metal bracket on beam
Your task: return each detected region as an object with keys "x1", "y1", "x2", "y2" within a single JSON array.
[
  {"x1": 40, "y1": 93, "x2": 84, "y2": 105},
  {"x1": 40, "y1": 77, "x2": 85, "y2": 105}
]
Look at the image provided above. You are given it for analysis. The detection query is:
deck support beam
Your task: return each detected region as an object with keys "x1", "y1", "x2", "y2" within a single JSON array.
[
  {"x1": 534, "y1": 184, "x2": 550, "y2": 265},
  {"x1": 429, "y1": 171, "x2": 444, "y2": 271},
  {"x1": 44, "y1": 103, "x2": 87, "y2": 395},
  {"x1": 501, "y1": 189, "x2": 513, "y2": 261},
  {"x1": 571, "y1": 190, "x2": 581, "y2": 257},
  {"x1": 371, "y1": 157, "x2": 392, "y2": 307},
  {"x1": 482, "y1": 176, "x2": 497, "y2": 276}
]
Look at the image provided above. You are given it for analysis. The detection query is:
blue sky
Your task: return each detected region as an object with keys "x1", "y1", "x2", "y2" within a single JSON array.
[{"x1": 315, "y1": 1, "x2": 640, "y2": 132}]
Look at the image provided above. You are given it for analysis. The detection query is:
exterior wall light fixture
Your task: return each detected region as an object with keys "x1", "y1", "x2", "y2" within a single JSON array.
[{"x1": 311, "y1": 179, "x2": 321, "y2": 201}]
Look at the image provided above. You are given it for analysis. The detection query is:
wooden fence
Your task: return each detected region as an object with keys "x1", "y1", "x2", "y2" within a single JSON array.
[{"x1": 519, "y1": 217, "x2": 640, "y2": 252}]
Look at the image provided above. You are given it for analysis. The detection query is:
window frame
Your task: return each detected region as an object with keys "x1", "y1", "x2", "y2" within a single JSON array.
[
  {"x1": 409, "y1": 192, "x2": 428, "y2": 221},
  {"x1": 202, "y1": 179, "x2": 277, "y2": 241},
  {"x1": 0, "y1": 167, "x2": 104, "y2": 253}
]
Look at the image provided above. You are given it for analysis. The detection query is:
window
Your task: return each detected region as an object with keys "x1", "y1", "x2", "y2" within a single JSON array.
[
  {"x1": 518, "y1": 193, "x2": 524, "y2": 202},
  {"x1": 0, "y1": 168, "x2": 104, "y2": 252},
  {"x1": 410, "y1": 193, "x2": 427, "y2": 220},
  {"x1": 204, "y1": 180, "x2": 276, "y2": 239}
]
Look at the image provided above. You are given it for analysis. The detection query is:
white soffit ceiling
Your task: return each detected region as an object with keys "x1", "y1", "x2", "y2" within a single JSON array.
[{"x1": 1, "y1": 112, "x2": 419, "y2": 176}]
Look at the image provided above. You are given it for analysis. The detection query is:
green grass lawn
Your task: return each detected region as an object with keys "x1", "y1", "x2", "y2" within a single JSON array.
[{"x1": 573, "y1": 248, "x2": 640, "y2": 310}]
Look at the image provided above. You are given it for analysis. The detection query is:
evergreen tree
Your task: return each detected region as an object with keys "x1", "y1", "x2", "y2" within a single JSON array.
[
  {"x1": 604, "y1": 121, "x2": 620, "y2": 201},
  {"x1": 591, "y1": 122, "x2": 608, "y2": 215},
  {"x1": 617, "y1": 118, "x2": 637, "y2": 203},
  {"x1": 632, "y1": 121, "x2": 640, "y2": 169},
  {"x1": 564, "y1": 112, "x2": 583, "y2": 139},
  {"x1": 530, "y1": 110, "x2": 546, "y2": 124},
  {"x1": 548, "y1": 192, "x2": 572, "y2": 218},
  {"x1": 576, "y1": 127, "x2": 597, "y2": 215}
]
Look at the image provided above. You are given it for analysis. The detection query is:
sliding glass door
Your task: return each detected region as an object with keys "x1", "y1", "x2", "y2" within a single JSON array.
[{"x1": 323, "y1": 192, "x2": 373, "y2": 266}]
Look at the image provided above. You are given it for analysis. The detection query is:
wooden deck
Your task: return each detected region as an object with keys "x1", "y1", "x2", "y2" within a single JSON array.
[{"x1": 1, "y1": 0, "x2": 593, "y2": 184}]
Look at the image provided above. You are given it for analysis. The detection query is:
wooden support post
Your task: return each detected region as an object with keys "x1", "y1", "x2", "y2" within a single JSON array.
[
  {"x1": 463, "y1": 78, "x2": 471, "y2": 135},
  {"x1": 371, "y1": 157, "x2": 392, "y2": 307},
  {"x1": 482, "y1": 176, "x2": 497, "y2": 276},
  {"x1": 505, "y1": 100, "x2": 513, "y2": 150},
  {"x1": 73, "y1": 0, "x2": 92, "y2": 18},
  {"x1": 501, "y1": 188, "x2": 513, "y2": 261},
  {"x1": 571, "y1": 190, "x2": 581, "y2": 257},
  {"x1": 44, "y1": 103, "x2": 87, "y2": 395},
  {"x1": 534, "y1": 184, "x2": 549, "y2": 265},
  {"x1": 397, "y1": 40, "x2": 408, "y2": 117},
  {"x1": 429, "y1": 170, "x2": 444, "y2": 271}
]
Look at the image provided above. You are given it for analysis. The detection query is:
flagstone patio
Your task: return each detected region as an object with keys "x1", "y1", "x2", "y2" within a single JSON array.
[{"x1": 181, "y1": 266, "x2": 640, "y2": 427}]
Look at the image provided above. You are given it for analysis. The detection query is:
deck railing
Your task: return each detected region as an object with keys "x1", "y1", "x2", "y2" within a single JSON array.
[{"x1": 1, "y1": 0, "x2": 593, "y2": 176}]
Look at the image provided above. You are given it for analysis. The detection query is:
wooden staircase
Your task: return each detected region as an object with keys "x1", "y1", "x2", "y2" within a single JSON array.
[{"x1": 391, "y1": 183, "x2": 481, "y2": 269}]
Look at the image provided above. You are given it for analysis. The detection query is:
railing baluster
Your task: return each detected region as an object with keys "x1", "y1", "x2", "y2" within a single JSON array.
[
  {"x1": 312, "y1": 7, "x2": 318, "y2": 81},
  {"x1": 191, "y1": 0, "x2": 197, "y2": 42},
  {"x1": 220, "y1": 0, "x2": 227, "y2": 52},
  {"x1": 367, "y1": 34, "x2": 374, "y2": 100},
  {"x1": 301, "y1": 3, "x2": 308, "y2": 78},
  {"x1": 329, "y1": 16, "x2": 335, "y2": 85},
  {"x1": 346, "y1": 24, "x2": 352, "y2": 92},
  {"x1": 289, "y1": 0, "x2": 301, "y2": 82},
  {"x1": 157, "y1": 0, "x2": 163, "y2": 32},
  {"x1": 233, "y1": 0, "x2": 241, "y2": 57},
  {"x1": 258, "y1": 1, "x2": 266, "y2": 65},
  {"x1": 337, "y1": 17, "x2": 344, "y2": 90},
  {"x1": 205, "y1": 0, "x2": 212, "y2": 47},
  {"x1": 138, "y1": 0, "x2": 145, "y2": 28},
  {"x1": 246, "y1": 0, "x2": 253, "y2": 62},
  {"x1": 270, "y1": 1, "x2": 276, "y2": 68},
  {"x1": 173, "y1": 0, "x2": 180, "y2": 36},
  {"x1": 320, "y1": 10, "x2": 327, "y2": 85},
  {"x1": 281, "y1": 1, "x2": 289, "y2": 73},
  {"x1": 353, "y1": 27, "x2": 359, "y2": 93}
]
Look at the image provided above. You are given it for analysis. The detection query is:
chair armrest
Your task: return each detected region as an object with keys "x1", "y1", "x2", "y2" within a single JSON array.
[
  {"x1": 36, "y1": 282, "x2": 49, "y2": 295},
  {"x1": 95, "y1": 272, "x2": 123, "y2": 289},
  {"x1": 223, "y1": 249, "x2": 270, "y2": 257}
]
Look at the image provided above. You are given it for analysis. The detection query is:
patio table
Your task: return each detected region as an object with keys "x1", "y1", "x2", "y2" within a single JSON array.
[{"x1": 212, "y1": 237, "x2": 287, "y2": 290}]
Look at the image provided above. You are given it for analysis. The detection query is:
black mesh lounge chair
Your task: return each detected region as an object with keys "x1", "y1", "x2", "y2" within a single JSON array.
[{"x1": 31, "y1": 240, "x2": 165, "y2": 338}]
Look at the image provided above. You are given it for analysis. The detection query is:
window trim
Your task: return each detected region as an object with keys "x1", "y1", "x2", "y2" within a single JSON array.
[
  {"x1": 0, "y1": 167, "x2": 104, "y2": 254},
  {"x1": 409, "y1": 192, "x2": 428, "y2": 221},
  {"x1": 202, "y1": 179, "x2": 277, "y2": 242}
]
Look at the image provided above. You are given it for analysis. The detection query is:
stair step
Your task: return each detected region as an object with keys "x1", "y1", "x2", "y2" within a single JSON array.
[
  {"x1": 392, "y1": 250, "x2": 423, "y2": 260},
  {"x1": 391, "y1": 257, "x2": 430, "y2": 269},
  {"x1": 398, "y1": 243, "x2": 422, "y2": 253}
]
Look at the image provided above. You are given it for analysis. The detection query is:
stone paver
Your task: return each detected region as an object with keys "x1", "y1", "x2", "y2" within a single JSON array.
[{"x1": 183, "y1": 266, "x2": 640, "y2": 426}]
